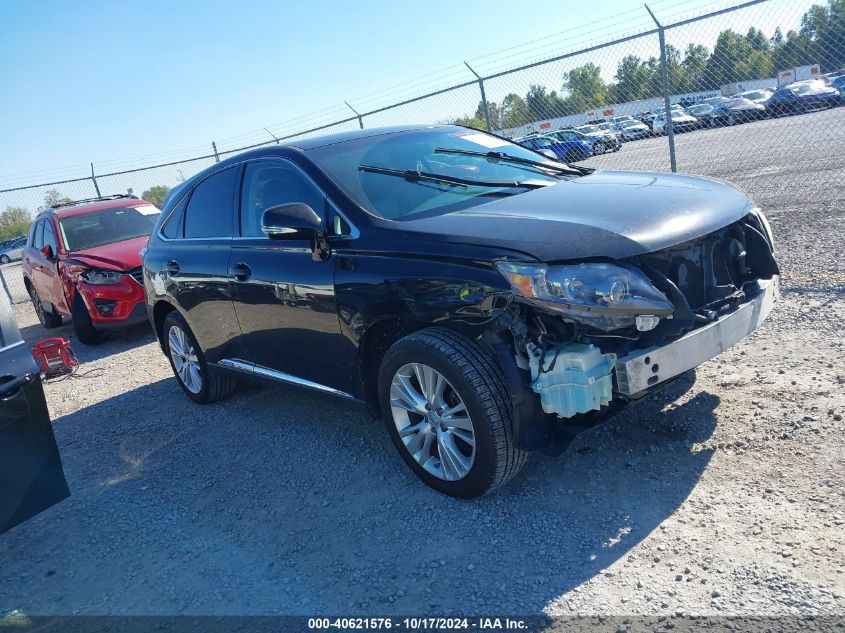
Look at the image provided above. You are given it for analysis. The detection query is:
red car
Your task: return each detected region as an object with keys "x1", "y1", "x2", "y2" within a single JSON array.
[{"x1": 22, "y1": 195, "x2": 161, "y2": 344}]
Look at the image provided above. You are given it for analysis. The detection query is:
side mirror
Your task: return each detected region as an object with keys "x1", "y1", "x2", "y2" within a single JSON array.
[
  {"x1": 261, "y1": 203, "x2": 323, "y2": 240},
  {"x1": 40, "y1": 245, "x2": 54, "y2": 259}
]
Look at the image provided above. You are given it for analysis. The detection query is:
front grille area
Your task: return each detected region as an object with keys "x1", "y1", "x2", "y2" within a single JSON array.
[
  {"x1": 127, "y1": 267, "x2": 144, "y2": 286},
  {"x1": 640, "y1": 214, "x2": 777, "y2": 315}
]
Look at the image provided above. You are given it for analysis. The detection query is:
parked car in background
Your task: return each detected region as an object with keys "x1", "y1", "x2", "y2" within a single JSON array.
[
  {"x1": 736, "y1": 89, "x2": 773, "y2": 106},
  {"x1": 142, "y1": 124, "x2": 779, "y2": 498},
  {"x1": 518, "y1": 132, "x2": 593, "y2": 163},
  {"x1": 829, "y1": 75, "x2": 845, "y2": 98},
  {"x1": 702, "y1": 96, "x2": 730, "y2": 109},
  {"x1": 0, "y1": 236, "x2": 26, "y2": 263},
  {"x1": 685, "y1": 103, "x2": 727, "y2": 128},
  {"x1": 767, "y1": 80, "x2": 840, "y2": 115},
  {"x1": 22, "y1": 194, "x2": 161, "y2": 344},
  {"x1": 573, "y1": 124, "x2": 621, "y2": 153},
  {"x1": 652, "y1": 109, "x2": 698, "y2": 134},
  {"x1": 608, "y1": 115, "x2": 635, "y2": 126},
  {"x1": 615, "y1": 119, "x2": 651, "y2": 140},
  {"x1": 596, "y1": 122, "x2": 621, "y2": 138},
  {"x1": 720, "y1": 95, "x2": 767, "y2": 124}
]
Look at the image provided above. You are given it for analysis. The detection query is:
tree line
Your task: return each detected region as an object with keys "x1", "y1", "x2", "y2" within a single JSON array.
[{"x1": 455, "y1": 0, "x2": 844, "y2": 129}]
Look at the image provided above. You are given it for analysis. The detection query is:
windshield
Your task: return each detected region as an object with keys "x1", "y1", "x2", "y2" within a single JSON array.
[
  {"x1": 307, "y1": 129, "x2": 567, "y2": 221},
  {"x1": 742, "y1": 91, "x2": 768, "y2": 100},
  {"x1": 576, "y1": 125, "x2": 599, "y2": 133},
  {"x1": 59, "y1": 205, "x2": 160, "y2": 251}
]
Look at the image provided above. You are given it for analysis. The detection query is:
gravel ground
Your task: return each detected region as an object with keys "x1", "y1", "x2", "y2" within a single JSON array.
[{"x1": 0, "y1": 110, "x2": 843, "y2": 618}]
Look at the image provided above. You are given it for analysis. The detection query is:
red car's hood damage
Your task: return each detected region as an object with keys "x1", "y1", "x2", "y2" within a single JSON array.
[{"x1": 67, "y1": 235, "x2": 148, "y2": 271}]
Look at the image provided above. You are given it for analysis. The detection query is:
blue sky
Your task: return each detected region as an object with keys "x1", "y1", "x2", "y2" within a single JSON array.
[{"x1": 0, "y1": 0, "x2": 807, "y2": 190}]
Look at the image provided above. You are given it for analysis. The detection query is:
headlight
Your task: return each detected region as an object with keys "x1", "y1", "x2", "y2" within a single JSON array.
[
  {"x1": 497, "y1": 262, "x2": 673, "y2": 331},
  {"x1": 81, "y1": 269, "x2": 125, "y2": 285}
]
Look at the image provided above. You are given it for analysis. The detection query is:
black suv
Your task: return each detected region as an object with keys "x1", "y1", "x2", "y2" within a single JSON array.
[{"x1": 143, "y1": 125, "x2": 778, "y2": 498}]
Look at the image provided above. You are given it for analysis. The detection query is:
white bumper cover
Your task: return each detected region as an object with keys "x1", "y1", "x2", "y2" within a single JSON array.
[{"x1": 614, "y1": 276, "x2": 779, "y2": 396}]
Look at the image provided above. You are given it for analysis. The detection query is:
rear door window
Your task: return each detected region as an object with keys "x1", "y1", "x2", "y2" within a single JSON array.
[{"x1": 184, "y1": 167, "x2": 238, "y2": 239}]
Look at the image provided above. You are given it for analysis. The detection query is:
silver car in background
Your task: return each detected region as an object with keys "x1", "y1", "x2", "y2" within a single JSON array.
[{"x1": 0, "y1": 236, "x2": 26, "y2": 264}]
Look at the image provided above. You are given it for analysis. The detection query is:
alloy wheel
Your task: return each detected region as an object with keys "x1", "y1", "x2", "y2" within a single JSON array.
[
  {"x1": 389, "y1": 362, "x2": 476, "y2": 481},
  {"x1": 168, "y1": 324, "x2": 202, "y2": 394}
]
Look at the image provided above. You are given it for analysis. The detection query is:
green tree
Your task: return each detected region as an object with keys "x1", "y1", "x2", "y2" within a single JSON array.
[
  {"x1": 0, "y1": 207, "x2": 31, "y2": 241},
  {"x1": 562, "y1": 63, "x2": 607, "y2": 111},
  {"x1": 43, "y1": 189, "x2": 72, "y2": 209},
  {"x1": 682, "y1": 44, "x2": 710, "y2": 92},
  {"x1": 525, "y1": 84, "x2": 567, "y2": 120},
  {"x1": 500, "y1": 93, "x2": 530, "y2": 128},
  {"x1": 611, "y1": 55, "x2": 654, "y2": 102},
  {"x1": 141, "y1": 185, "x2": 171, "y2": 207}
]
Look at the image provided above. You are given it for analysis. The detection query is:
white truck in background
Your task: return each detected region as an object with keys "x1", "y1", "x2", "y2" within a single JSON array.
[{"x1": 777, "y1": 64, "x2": 821, "y2": 86}]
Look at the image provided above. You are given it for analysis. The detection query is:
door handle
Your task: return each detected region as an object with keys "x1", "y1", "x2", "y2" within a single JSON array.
[
  {"x1": 229, "y1": 262, "x2": 252, "y2": 282},
  {"x1": 165, "y1": 260, "x2": 180, "y2": 275},
  {"x1": 0, "y1": 373, "x2": 34, "y2": 399}
]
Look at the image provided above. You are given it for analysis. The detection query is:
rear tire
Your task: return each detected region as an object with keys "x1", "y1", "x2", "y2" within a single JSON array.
[
  {"x1": 163, "y1": 311, "x2": 237, "y2": 404},
  {"x1": 72, "y1": 291, "x2": 106, "y2": 345},
  {"x1": 378, "y1": 327, "x2": 527, "y2": 498},
  {"x1": 0, "y1": 255, "x2": 10, "y2": 264},
  {"x1": 28, "y1": 284, "x2": 62, "y2": 329}
]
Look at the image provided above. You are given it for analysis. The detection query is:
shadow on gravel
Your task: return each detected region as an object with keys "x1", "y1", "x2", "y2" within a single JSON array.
[
  {"x1": 0, "y1": 371, "x2": 718, "y2": 615},
  {"x1": 17, "y1": 317, "x2": 156, "y2": 365}
]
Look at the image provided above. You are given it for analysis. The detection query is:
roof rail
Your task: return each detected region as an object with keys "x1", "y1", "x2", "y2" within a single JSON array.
[{"x1": 51, "y1": 194, "x2": 138, "y2": 210}]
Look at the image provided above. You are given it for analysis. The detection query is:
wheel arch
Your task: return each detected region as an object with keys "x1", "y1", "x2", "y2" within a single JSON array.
[
  {"x1": 152, "y1": 300, "x2": 178, "y2": 352},
  {"x1": 357, "y1": 316, "x2": 482, "y2": 417}
]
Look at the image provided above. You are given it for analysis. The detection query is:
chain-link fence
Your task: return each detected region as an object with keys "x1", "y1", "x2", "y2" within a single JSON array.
[{"x1": 2, "y1": 0, "x2": 843, "y2": 305}]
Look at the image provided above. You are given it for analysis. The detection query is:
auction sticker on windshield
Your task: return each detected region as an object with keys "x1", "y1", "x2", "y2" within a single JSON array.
[{"x1": 454, "y1": 132, "x2": 510, "y2": 148}]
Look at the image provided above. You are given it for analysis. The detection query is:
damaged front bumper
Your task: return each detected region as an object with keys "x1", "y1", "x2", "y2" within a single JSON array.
[{"x1": 615, "y1": 276, "x2": 779, "y2": 396}]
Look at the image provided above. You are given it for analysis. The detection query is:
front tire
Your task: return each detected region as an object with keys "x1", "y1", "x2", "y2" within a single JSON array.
[
  {"x1": 163, "y1": 311, "x2": 237, "y2": 404},
  {"x1": 378, "y1": 328, "x2": 527, "y2": 498},
  {"x1": 0, "y1": 255, "x2": 10, "y2": 264},
  {"x1": 72, "y1": 291, "x2": 105, "y2": 345}
]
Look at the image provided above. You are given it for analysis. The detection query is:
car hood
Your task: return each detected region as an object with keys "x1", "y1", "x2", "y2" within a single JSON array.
[
  {"x1": 397, "y1": 170, "x2": 755, "y2": 261},
  {"x1": 67, "y1": 235, "x2": 148, "y2": 271}
]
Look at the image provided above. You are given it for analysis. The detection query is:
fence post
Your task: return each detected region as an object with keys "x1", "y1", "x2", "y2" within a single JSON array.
[
  {"x1": 345, "y1": 102, "x2": 364, "y2": 129},
  {"x1": 90, "y1": 163, "x2": 102, "y2": 197},
  {"x1": 0, "y1": 268, "x2": 13, "y2": 305},
  {"x1": 212, "y1": 142, "x2": 220, "y2": 163},
  {"x1": 464, "y1": 62, "x2": 492, "y2": 132},
  {"x1": 646, "y1": 4, "x2": 677, "y2": 173}
]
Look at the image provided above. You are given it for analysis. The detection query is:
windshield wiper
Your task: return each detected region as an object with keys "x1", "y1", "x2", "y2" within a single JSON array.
[
  {"x1": 432, "y1": 147, "x2": 588, "y2": 176},
  {"x1": 358, "y1": 164, "x2": 552, "y2": 190}
]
